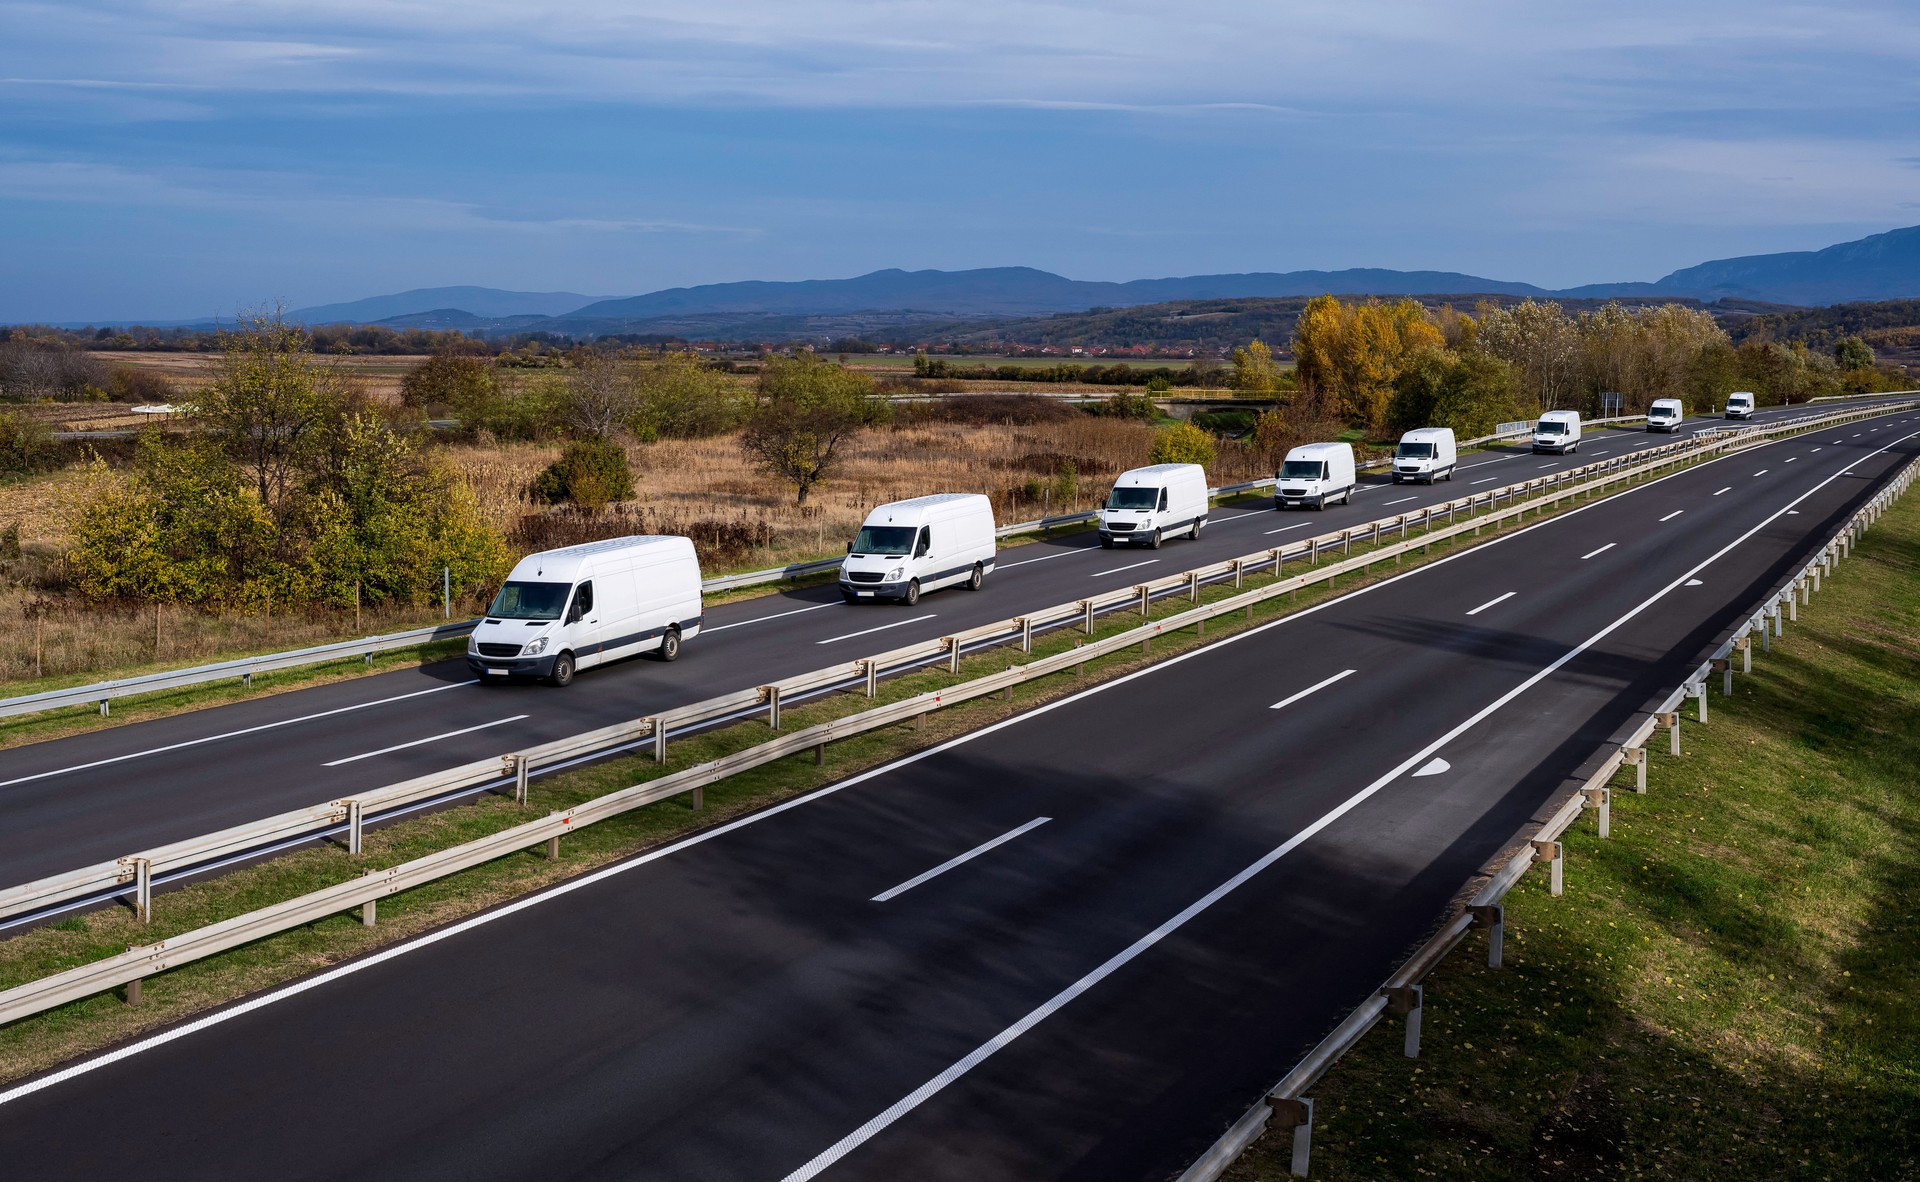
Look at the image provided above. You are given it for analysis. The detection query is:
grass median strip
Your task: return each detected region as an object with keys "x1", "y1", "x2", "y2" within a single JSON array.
[
  {"x1": 0, "y1": 437, "x2": 1812, "y2": 1085},
  {"x1": 1225, "y1": 477, "x2": 1920, "y2": 1181}
]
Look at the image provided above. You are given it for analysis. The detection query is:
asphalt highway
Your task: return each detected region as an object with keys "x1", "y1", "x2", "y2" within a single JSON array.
[
  {"x1": 0, "y1": 398, "x2": 1908, "y2": 896},
  {"x1": 2, "y1": 403, "x2": 1916, "y2": 1180}
]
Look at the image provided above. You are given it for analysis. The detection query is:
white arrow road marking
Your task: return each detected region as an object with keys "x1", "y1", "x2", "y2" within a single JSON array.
[
  {"x1": 870, "y1": 818, "x2": 1051, "y2": 902},
  {"x1": 1685, "y1": 579, "x2": 1704, "y2": 586},
  {"x1": 1413, "y1": 757, "x2": 1450, "y2": 777},
  {"x1": 1466, "y1": 591, "x2": 1516, "y2": 616},
  {"x1": 324, "y1": 715, "x2": 529, "y2": 767},
  {"x1": 1270, "y1": 669, "x2": 1357, "y2": 711}
]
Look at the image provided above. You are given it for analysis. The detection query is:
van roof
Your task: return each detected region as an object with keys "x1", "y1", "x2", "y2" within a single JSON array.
[
  {"x1": 1651, "y1": 397, "x2": 1683, "y2": 407},
  {"x1": 507, "y1": 535, "x2": 691, "y2": 582},
  {"x1": 1400, "y1": 427, "x2": 1453, "y2": 440},
  {"x1": 1539, "y1": 409, "x2": 1581, "y2": 420},
  {"x1": 1114, "y1": 463, "x2": 1204, "y2": 485},
  {"x1": 1728, "y1": 390, "x2": 1755, "y2": 399},
  {"x1": 872, "y1": 493, "x2": 986, "y2": 511},
  {"x1": 1285, "y1": 442, "x2": 1352, "y2": 456},
  {"x1": 862, "y1": 492, "x2": 991, "y2": 526}
]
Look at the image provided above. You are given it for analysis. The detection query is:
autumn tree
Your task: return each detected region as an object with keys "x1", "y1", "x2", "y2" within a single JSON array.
[
  {"x1": 1230, "y1": 339, "x2": 1282, "y2": 396},
  {"x1": 194, "y1": 309, "x2": 346, "y2": 516},
  {"x1": 634, "y1": 352, "x2": 748, "y2": 438},
  {"x1": 739, "y1": 353, "x2": 890, "y2": 504},
  {"x1": 1148, "y1": 421, "x2": 1216, "y2": 468},
  {"x1": 1473, "y1": 300, "x2": 1581, "y2": 411},
  {"x1": 563, "y1": 351, "x2": 642, "y2": 440},
  {"x1": 1291, "y1": 295, "x2": 1443, "y2": 430}
]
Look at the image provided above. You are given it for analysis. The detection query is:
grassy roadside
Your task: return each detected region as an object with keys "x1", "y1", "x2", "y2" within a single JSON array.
[
  {"x1": 1226, "y1": 472, "x2": 1920, "y2": 1180},
  {"x1": 0, "y1": 464, "x2": 1614, "y2": 1085}
]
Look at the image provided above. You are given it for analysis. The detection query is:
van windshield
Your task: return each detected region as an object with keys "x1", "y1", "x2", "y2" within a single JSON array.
[
  {"x1": 488, "y1": 581, "x2": 571, "y2": 621},
  {"x1": 1281, "y1": 460, "x2": 1327, "y2": 479},
  {"x1": 852, "y1": 525, "x2": 916, "y2": 556},
  {"x1": 1107, "y1": 486, "x2": 1159, "y2": 509},
  {"x1": 1396, "y1": 443, "x2": 1434, "y2": 459},
  {"x1": 1536, "y1": 421, "x2": 1567, "y2": 435}
]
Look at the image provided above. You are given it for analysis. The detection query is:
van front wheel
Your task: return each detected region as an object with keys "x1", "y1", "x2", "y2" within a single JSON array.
[
  {"x1": 903, "y1": 579, "x2": 921, "y2": 606},
  {"x1": 656, "y1": 627, "x2": 681, "y2": 662},
  {"x1": 1148, "y1": 529, "x2": 1162, "y2": 549},
  {"x1": 967, "y1": 563, "x2": 984, "y2": 591},
  {"x1": 547, "y1": 651, "x2": 576, "y2": 688},
  {"x1": 1189, "y1": 518, "x2": 1203, "y2": 540}
]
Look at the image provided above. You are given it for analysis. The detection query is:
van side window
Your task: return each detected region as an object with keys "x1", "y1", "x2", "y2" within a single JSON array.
[
  {"x1": 915, "y1": 527, "x2": 931, "y2": 557},
  {"x1": 569, "y1": 581, "x2": 594, "y2": 621},
  {"x1": 1157, "y1": 489, "x2": 1169, "y2": 511}
]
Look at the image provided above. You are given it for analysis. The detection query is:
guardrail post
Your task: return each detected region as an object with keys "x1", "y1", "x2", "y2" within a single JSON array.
[
  {"x1": 761, "y1": 685, "x2": 782, "y2": 729},
  {"x1": 99, "y1": 698, "x2": 109, "y2": 718},
  {"x1": 863, "y1": 659, "x2": 878, "y2": 696},
  {"x1": 129, "y1": 857, "x2": 151, "y2": 923},
  {"x1": 1341, "y1": 529, "x2": 1351, "y2": 557},
  {"x1": 347, "y1": 798, "x2": 365, "y2": 852},
  {"x1": 1623, "y1": 745, "x2": 1646, "y2": 792},
  {"x1": 1080, "y1": 599, "x2": 1094, "y2": 635},
  {"x1": 1736, "y1": 634, "x2": 1751, "y2": 673},
  {"x1": 1761, "y1": 612, "x2": 1772, "y2": 652},
  {"x1": 1269, "y1": 547, "x2": 1283, "y2": 577},
  {"x1": 1187, "y1": 570, "x2": 1200, "y2": 602},
  {"x1": 243, "y1": 671, "x2": 252, "y2": 689},
  {"x1": 1659, "y1": 711, "x2": 1679, "y2": 756},
  {"x1": 546, "y1": 814, "x2": 562, "y2": 858},
  {"x1": 1264, "y1": 1096, "x2": 1314, "y2": 1178},
  {"x1": 1690, "y1": 682, "x2": 1708, "y2": 723},
  {"x1": 1074, "y1": 640, "x2": 1086, "y2": 675},
  {"x1": 1789, "y1": 583, "x2": 1801, "y2": 621},
  {"x1": 650, "y1": 717, "x2": 668, "y2": 762},
  {"x1": 1531, "y1": 839, "x2": 1564, "y2": 895},
  {"x1": 1384, "y1": 984, "x2": 1423, "y2": 1057},
  {"x1": 814, "y1": 742, "x2": 826, "y2": 765},
  {"x1": 1019, "y1": 617, "x2": 1033, "y2": 653},
  {"x1": 1470, "y1": 903, "x2": 1504, "y2": 967},
  {"x1": 1584, "y1": 785, "x2": 1611, "y2": 838},
  {"x1": 946, "y1": 637, "x2": 962, "y2": 674},
  {"x1": 360, "y1": 870, "x2": 377, "y2": 927},
  {"x1": 1136, "y1": 585, "x2": 1151, "y2": 619},
  {"x1": 124, "y1": 951, "x2": 142, "y2": 1006},
  {"x1": 1233, "y1": 558, "x2": 1244, "y2": 589}
]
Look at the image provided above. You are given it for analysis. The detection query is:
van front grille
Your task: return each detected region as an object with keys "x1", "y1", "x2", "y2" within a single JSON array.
[
  {"x1": 847, "y1": 571, "x2": 885, "y2": 584},
  {"x1": 1106, "y1": 522, "x2": 1135, "y2": 532},
  {"x1": 477, "y1": 643, "x2": 522, "y2": 658},
  {"x1": 1280, "y1": 488, "x2": 1307, "y2": 497}
]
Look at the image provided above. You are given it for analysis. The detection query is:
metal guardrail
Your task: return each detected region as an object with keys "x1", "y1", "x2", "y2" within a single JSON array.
[
  {"x1": 1176, "y1": 448, "x2": 1920, "y2": 1180},
  {"x1": 0, "y1": 622, "x2": 485, "y2": 722},
  {"x1": 3, "y1": 398, "x2": 1910, "y2": 937}
]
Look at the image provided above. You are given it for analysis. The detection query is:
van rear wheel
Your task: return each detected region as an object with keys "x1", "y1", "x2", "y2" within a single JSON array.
[
  {"x1": 903, "y1": 579, "x2": 921, "y2": 606},
  {"x1": 967, "y1": 563, "x2": 984, "y2": 591},
  {"x1": 656, "y1": 627, "x2": 681, "y2": 662},
  {"x1": 547, "y1": 651, "x2": 575, "y2": 687}
]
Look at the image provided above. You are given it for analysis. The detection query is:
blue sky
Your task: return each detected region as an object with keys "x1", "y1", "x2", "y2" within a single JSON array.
[{"x1": 2, "y1": 0, "x2": 1918, "y2": 321}]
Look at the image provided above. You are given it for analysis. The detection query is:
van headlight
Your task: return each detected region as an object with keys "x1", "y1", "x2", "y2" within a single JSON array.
[
  {"x1": 887, "y1": 566, "x2": 904, "y2": 581},
  {"x1": 523, "y1": 637, "x2": 549, "y2": 656},
  {"x1": 467, "y1": 636, "x2": 479, "y2": 655}
]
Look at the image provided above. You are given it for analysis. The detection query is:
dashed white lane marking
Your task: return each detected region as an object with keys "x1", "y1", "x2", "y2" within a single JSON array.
[
  {"x1": 1659, "y1": 510, "x2": 1685, "y2": 522},
  {"x1": 324, "y1": 715, "x2": 529, "y2": 767},
  {"x1": 816, "y1": 614, "x2": 937, "y2": 645},
  {"x1": 1466, "y1": 591, "x2": 1516, "y2": 616},
  {"x1": 1581, "y1": 543, "x2": 1616, "y2": 560},
  {"x1": 1269, "y1": 669, "x2": 1357, "y2": 711},
  {"x1": 870, "y1": 817, "x2": 1051, "y2": 902},
  {"x1": 1089, "y1": 559, "x2": 1160, "y2": 578}
]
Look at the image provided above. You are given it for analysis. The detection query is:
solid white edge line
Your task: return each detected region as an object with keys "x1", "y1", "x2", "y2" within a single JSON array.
[
  {"x1": 9, "y1": 416, "x2": 1910, "y2": 1117},
  {"x1": 0, "y1": 680, "x2": 477, "y2": 791},
  {"x1": 1088, "y1": 559, "x2": 1159, "y2": 578},
  {"x1": 1465, "y1": 591, "x2": 1516, "y2": 616},
  {"x1": 1268, "y1": 668, "x2": 1357, "y2": 711},
  {"x1": 1580, "y1": 543, "x2": 1616, "y2": 560},
  {"x1": 775, "y1": 420, "x2": 1920, "y2": 1182},
  {"x1": 869, "y1": 817, "x2": 1051, "y2": 902},
  {"x1": 321, "y1": 715, "x2": 530, "y2": 767},
  {"x1": 815, "y1": 614, "x2": 937, "y2": 646},
  {"x1": 1659, "y1": 510, "x2": 1685, "y2": 522}
]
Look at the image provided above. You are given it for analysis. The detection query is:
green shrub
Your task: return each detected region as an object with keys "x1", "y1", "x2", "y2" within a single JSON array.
[
  {"x1": 531, "y1": 439, "x2": 635, "y2": 509},
  {"x1": 0, "y1": 408, "x2": 61, "y2": 478},
  {"x1": 1148, "y1": 421, "x2": 1216, "y2": 467}
]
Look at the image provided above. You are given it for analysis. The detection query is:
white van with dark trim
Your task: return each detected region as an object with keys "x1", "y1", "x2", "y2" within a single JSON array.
[
  {"x1": 1532, "y1": 409, "x2": 1582, "y2": 454},
  {"x1": 1725, "y1": 391, "x2": 1756, "y2": 420},
  {"x1": 1098, "y1": 463, "x2": 1210, "y2": 549},
  {"x1": 1647, "y1": 398, "x2": 1684, "y2": 432},
  {"x1": 468, "y1": 535, "x2": 703, "y2": 687},
  {"x1": 1392, "y1": 427, "x2": 1457, "y2": 484},
  {"x1": 840, "y1": 493, "x2": 996, "y2": 605},
  {"x1": 1274, "y1": 442, "x2": 1357, "y2": 510}
]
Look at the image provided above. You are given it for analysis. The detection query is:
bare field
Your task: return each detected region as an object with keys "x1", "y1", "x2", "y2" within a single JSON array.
[{"x1": 88, "y1": 352, "x2": 429, "y2": 401}]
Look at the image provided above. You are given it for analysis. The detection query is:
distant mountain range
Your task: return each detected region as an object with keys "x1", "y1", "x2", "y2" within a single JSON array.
[{"x1": 55, "y1": 225, "x2": 1920, "y2": 334}]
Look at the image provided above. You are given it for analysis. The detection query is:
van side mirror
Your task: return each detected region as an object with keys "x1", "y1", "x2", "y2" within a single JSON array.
[
  {"x1": 566, "y1": 600, "x2": 584, "y2": 624},
  {"x1": 846, "y1": 541, "x2": 853, "y2": 554}
]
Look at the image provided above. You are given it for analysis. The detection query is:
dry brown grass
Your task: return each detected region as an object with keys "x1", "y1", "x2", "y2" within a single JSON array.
[{"x1": 86, "y1": 352, "x2": 425, "y2": 401}]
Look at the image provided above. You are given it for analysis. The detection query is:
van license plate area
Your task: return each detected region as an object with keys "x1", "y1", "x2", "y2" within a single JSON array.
[{"x1": 486, "y1": 668, "x2": 509, "y2": 676}]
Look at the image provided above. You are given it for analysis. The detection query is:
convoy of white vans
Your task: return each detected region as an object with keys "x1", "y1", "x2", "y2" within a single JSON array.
[
  {"x1": 1274, "y1": 442, "x2": 1358, "y2": 510},
  {"x1": 839, "y1": 493, "x2": 997, "y2": 605},
  {"x1": 474, "y1": 393, "x2": 1772, "y2": 686},
  {"x1": 468, "y1": 536, "x2": 704, "y2": 687},
  {"x1": 1646, "y1": 398, "x2": 1685, "y2": 432},
  {"x1": 1532, "y1": 409, "x2": 1583, "y2": 454},
  {"x1": 1391, "y1": 428, "x2": 1457, "y2": 484},
  {"x1": 1098, "y1": 463, "x2": 1210, "y2": 548}
]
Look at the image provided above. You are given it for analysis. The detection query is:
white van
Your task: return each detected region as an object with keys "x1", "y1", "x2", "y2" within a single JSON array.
[
  {"x1": 840, "y1": 493, "x2": 996, "y2": 605},
  {"x1": 1646, "y1": 398, "x2": 1684, "y2": 432},
  {"x1": 1532, "y1": 409, "x2": 1582, "y2": 455},
  {"x1": 1274, "y1": 442, "x2": 1357, "y2": 510},
  {"x1": 1099, "y1": 463, "x2": 1210, "y2": 549},
  {"x1": 1391, "y1": 427, "x2": 1457, "y2": 484},
  {"x1": 1725, "y1": 391, "x2": 1756, "y2": 420},
  {"x1": 468, "y1": 535, "x2": 703, "y2": 687}
]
